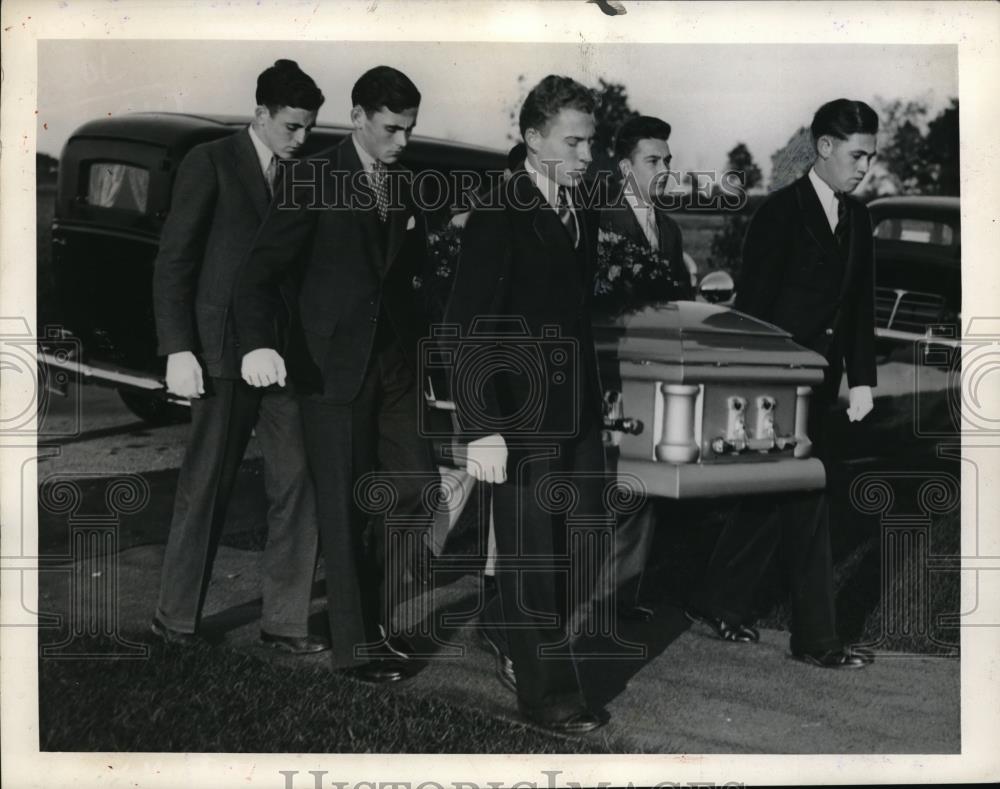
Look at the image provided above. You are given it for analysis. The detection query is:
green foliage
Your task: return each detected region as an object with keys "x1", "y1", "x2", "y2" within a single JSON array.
[
  {"x1": 725, "y1": 142, "x2": 762, "y2": 190},
  {"x1": 769, "y1": 126, "x2": 814, "y2": 191},
  {"x1": 707, "y1": 212, "x2": 750, "y2": 278}
]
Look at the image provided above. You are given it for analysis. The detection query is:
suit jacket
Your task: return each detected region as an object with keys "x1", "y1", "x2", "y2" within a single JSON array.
[
  {"x1": 153, "y1": 128, "x2": 293, "y2": 379},
  {"x1": 734, "y1": 173, "x2": 877, "y2": 401},
  {"x1": 233, "y1": 136, "x2": 430, "y2": 403},
  {"x1": 443, "y1": 167, "x2": 604, "y2": 442},
  {"x1": 599, "y1": 193, "x2": 695, "y2": 300}
]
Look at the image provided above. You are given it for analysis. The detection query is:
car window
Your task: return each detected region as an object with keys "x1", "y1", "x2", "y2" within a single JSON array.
[
  {"x1": 873, "y1": 216, "x2": 955, "y2": 246},
  {"x1": 86, "y1": 162, "x2": 150, "y2": 214}
]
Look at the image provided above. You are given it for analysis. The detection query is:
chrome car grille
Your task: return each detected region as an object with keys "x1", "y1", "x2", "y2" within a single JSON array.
[{"x1": 875, "y1": 287, "x2": 946, "y2": 333}]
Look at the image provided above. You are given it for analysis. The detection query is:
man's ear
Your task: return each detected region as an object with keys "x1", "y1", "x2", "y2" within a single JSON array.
[
  {"x1": 523, "y1": 127, "x2": 541, "y2": 154},
  {"x1": 349, "y1": 105, "x2": 365, "y2": 129},
  {"x1": 253, "y1": 105, "x2": 270, "y2": 124},
  {"x1": 815, "y1": 134, "x2": 835, "y2": 160},
  {"x1": 617, "y1": 158, "x2": 630, "y2": 179}
]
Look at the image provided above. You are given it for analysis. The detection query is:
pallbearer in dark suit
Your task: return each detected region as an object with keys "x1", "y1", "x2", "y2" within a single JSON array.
[
  {"x1": 446, "y1": 75, "x2": 608, "y2": 734},
  {"x1": 687, "y1": 99, "x2": 879, "y2": 669},
  {"x1": 236, "y1": 67, "x2": 435, "y2": 684},
  {"x1": 590, "y1": 116, "x2": 694, "y2": 623},
  {"x1": 151, "y1": 60, "x2": 327, "y2": 654}
]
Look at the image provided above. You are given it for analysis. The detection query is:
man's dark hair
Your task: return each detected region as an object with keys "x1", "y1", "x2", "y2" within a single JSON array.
[
  {"x1": 256, "y1": 59, "x2": 325, "y2": 113},
  {"x1": 613, "y1": 115, "x2": 672, "y2": 162},
  {"x1": 810, "y1": 99, "x2": 879, "y2": 141},
  {"x1": 351, "y1": 66, "x2": 421, "y2": 115},
  {"x1": 506, "y1": 142, "x2": 527, "y2": 171},
  {"x1": 518, "y1": 75, "x2": 596, "y2": 138}
]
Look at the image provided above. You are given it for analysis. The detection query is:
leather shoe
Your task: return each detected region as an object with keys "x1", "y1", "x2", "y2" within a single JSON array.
[
  {"x1": 377, "y1": 625, "x2": 415, "y2": 660},
  {"x1": 792, "y1": 647, "x2": 872, "y2": 670},
  {"x1": 260, "y1": 631, "x2": 330, "y2": 655},
  {"x1": 479, "y1": 627, "x2": 516, "y2": 693},
  {"x1": 685, "y1": 609, "x2": 760, "y2": 643},
  {"x1": 342, "y1": 658, "x2": 409, "y2": 684},
  {"x1": 522, "y1": 708, "x2": 607, "y2": 735},
  {"x1": 150, "y1": 616, "x2": 200, "y2": 647}
]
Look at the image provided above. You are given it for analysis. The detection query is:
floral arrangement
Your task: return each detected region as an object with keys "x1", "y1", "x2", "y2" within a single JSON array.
[
  {"x1": 593, "y1": 228, "x2": 685, "y2": 317},
  {"x1": 423, "y1": 220, "x2": 465, "y2": 322},
  {"x1": 423, "y1": 221, "x2": 685, "y2": 321}
]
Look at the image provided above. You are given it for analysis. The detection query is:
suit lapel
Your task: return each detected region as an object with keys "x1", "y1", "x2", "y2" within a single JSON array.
[
  {"x1": 511, "y1": 168, "x2": 575, "y2": 261},
  {"x1": 384, "y1": 167, "x2": 409, "y2": 271},
  {"x1": 231, "y1": 129, "x2": 270, "y2": 220},
  {"x1": 837, "y1": 198, "x2": 861, "y2": 301},
  {"x1": 338, "y1": 137, "x2": 386, "y2": 274},
  {"x1": 794, "y1": 174, "x2": 841, "y2": 263}
]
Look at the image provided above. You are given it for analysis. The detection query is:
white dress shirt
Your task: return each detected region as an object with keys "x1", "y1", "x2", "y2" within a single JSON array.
[
  {"x1": 808, "y1": 166, "x2": 840, "y2": 234},
  {"x1": 524, "y1": 157, "x2": 579, "y2": 240},
  {"x1": 247, "y1": 125, "x2": 277, "y2": 178},
  {"x1": 624, "y1": 191, "x2": 659, "y2": 251}
]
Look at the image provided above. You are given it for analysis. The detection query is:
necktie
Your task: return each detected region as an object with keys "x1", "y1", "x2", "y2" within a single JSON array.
[
  {"x1": 645, "y1": 207, "x2": 659, "y2": 251},
  {"x1": 556, "y1": 186, "x2": 579, "y2": 247},
  {"x1": 834, "y1": 193, "x2": 850, "y2": 257},
  {"x1": 371, "y1": 160, "x2": 389, "y2": 223},
  {"x1": 265, "y1": 154, "x2": 278, "y2": 199}
]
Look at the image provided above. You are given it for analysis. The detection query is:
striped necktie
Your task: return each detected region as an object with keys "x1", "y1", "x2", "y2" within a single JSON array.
[
  {"x1": 372, "y1": 160, "x2": 389, "y2": 223},
  {"x1": 556, "y1": 186, "x2": 579, "y2": 247}
]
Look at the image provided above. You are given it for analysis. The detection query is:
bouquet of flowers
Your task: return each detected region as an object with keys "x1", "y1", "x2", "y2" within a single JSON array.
[
  {"x1": 593, "y1": 228, "x2": 685, "y2": 317},
  {"x1": 423, "y1": 220, "x2": 465, "y2": 323}
]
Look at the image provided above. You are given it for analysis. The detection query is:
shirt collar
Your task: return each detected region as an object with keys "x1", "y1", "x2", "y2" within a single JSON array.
[
  {"x1": 247, "y1": 125, "x2": 276, "y2": 176},
  {"x1": 524, "y1": 157, "x2": 569, "y2": 210},
  {"x1": 808, "y1": 166, "x2": 841, "y2": 231},
  {"x1": 352, "y1": 133, "x2": 379, "y2": 175}
]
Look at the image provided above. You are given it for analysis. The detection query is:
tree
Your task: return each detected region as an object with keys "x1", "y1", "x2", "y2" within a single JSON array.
[
  {"x1": 769, "y1": 126, "x2": 814, "y2": 191},
  {"x1": 866, "y1": 96, "x2": 959, "y2": 197},
  {"x1": 924, "y1": 98, "x2": 959, "y2": 196},
  {"x1": 725, "y1": 142, "x2": 762, "y2": 190}
]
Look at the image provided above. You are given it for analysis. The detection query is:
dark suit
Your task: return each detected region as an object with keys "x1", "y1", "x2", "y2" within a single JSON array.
[
  {"x1": 593, "y1": 194, "x2": 696, "y2": 613},
  {"x1": 599, "y1": 194, "x2": 695, "y2": 300},
  {"x1": 445, "y1": 167, "x2": 607, "y2": 719},
  {"x1": 691, "y1": 172, "x2": 876, "y2": 652},
  {"x1": 152, "y1": 129, "x2": 318, "y2": 637},
  {"x1": 234, "y1": 136, "x2": 436, "y2": 668}
]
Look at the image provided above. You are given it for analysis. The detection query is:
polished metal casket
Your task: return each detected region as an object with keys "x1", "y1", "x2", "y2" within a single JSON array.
[{"x1": 593, "y1": 301, "x2": 829, "y2": 499}]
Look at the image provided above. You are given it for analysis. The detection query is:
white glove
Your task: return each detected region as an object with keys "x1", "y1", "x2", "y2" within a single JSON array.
[
  {"x1": 847, "y1": 385, "x2": 874, "y2": 422},
  {"x1": 242, "y1": 348, "x2": 286, "y2": 388},
  {"x1": 466, "y1": 433, "x2": 508, "y2": 484},
  {"x1": 165, "y1": 351, "x2": 204, "y2": 399}
]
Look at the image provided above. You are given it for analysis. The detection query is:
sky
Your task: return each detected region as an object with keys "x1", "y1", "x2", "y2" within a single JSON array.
[{"x1": 37, "y1": 40, "x2": 957, "y2": 181}]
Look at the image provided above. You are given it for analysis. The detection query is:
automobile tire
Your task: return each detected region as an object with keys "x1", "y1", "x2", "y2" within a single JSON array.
[{"x1": 118, "y1": 390, "x2": 190, "y2": 426}]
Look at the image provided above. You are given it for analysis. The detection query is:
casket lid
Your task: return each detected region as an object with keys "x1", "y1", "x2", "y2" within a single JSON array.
[{"x1": 594, "y1": 301, "x2": 828, "y2": 370}]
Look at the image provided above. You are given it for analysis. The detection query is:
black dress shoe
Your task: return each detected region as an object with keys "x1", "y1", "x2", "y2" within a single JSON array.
[
  {"x1": 479, "y1": 627, "x2": 516, "y2": 693},
  {"x1": 522, "y1": 708, "x2": 607, "y2": 735},
  {"x1": 150, "y1": 616, "x2": 200, "y2": 647},
  {"x1": 343, "y1": 658, "x2": 409, "y2": 684},
  {"x1": 684, "y1": 609, "x2": 760, "y2": 643},
  {"x1": 260, "y1": 631, "x2": 330, "y2": 655},
  {"x1": 617, "y1": 603, "x2": 655, "y2": 622},
  {"x1": 376, "y1": 625, "x2": 415, "y2": 660},
  {"x1": 791, "y1": 647, "x2": 872, "y2": 670}
]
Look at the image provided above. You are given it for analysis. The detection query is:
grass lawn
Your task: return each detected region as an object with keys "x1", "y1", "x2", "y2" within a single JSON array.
[{"x1": 39, "y1": 637, "x2": 612, "y2": 753}]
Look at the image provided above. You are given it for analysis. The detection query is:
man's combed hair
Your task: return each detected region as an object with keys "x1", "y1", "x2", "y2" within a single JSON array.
[
  {"x1": 256, "y1": 59, "x2": 325, "y2": 113},
  {"x1": 613, "y1": 115, "x2": 672, "y2": 162},
  {"x1": 518, "y1": 75, "x2": 597, "y2": 137},
  {"x1": 810, "y1": 99, "x2": 879, "y2": 141},
  {"x1": 351, "y1": 66, "x2": 421, "y2": 115}
]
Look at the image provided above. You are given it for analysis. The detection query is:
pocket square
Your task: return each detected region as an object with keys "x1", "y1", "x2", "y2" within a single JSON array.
[{"x1": 406, "y1": 215, "x2": 417, "y2": 231}]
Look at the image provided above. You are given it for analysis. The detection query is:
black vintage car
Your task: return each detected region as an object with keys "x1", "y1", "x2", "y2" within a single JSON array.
[
  {"x1": 870, "y1": 195, "x2": 961, "y2": 361},
  {"x1": 43, "y1": 112, "x2": 508, "y2": 422}
]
